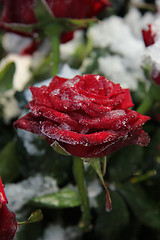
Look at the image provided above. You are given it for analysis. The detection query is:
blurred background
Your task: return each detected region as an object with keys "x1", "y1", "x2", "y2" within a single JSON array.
[{"x1": 0, "y1": 0, "x2": 160, "y2": 239}]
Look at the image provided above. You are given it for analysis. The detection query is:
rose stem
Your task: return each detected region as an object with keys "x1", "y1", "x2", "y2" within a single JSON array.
[
  {"x1": 50, "y1": 34, "x2": 60, "y2": 76},
  {"x1": 137, "y1": 94, "x2": 154, "y2": 114},
  {"x1": 73, "y1": 156, "x2": 91, "y2": 230}
]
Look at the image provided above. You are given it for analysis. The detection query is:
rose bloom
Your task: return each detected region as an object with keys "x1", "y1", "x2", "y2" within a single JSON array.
[
  {"x1": 0, "y1": 177, "x2": 17, "y2": 240},
  {"x1": 142, "y1": 24, "x2": 156, "y2": 47},
  {"x1": 0, "y1": 0, "x2": 111, "y2": 48},
  {"x1": 142, "y1": 20, "x2": 160, "y2": 85},
  {"x1": 14, "y1": 74, "x2": 150, "y2": 158},
  {"x1": 151, "y1": 65, "x2": 160, "y2": 85}
]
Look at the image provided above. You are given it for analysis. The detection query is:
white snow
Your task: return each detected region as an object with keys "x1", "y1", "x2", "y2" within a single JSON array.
[
  {"x1": 88, "y1": 179, "x2": 102, "y2": 207},
  {"x1": 38, "y1": 225, "x2": 81, "y2": 240},
  {"x1": 88, "y1": 15, "x2": 145, "y2": 59},
  {"x1": 2, "y1": 33, "x2": 32, "y2": 54},
  {"x1": 0, "y1": 90, "x2": 20, "y2": 123},
  {"x1": 142, "y1": 15, "x2": 160, "y2": 72},
  {"x1": 124, "y1": 8, "x2": 154, "y2": 39},
  {"x1": 98, "y1": 55, "x2": 141, "y2": 89},
  {"x1": 58, "y1": 64, "x2": 81, "y2": 78},
  {"x1": 6, "y1": 174, "x2": 58, "y2": 216},
  {"x1": 60, "y1": 30, "x2": 83, "y2": 61},
  {"x1": 17, "y1": 129, "x2": 45, "y2": 156},
  {"x1": 86, "y1": 14, "x2": 147, "y2": 89}
]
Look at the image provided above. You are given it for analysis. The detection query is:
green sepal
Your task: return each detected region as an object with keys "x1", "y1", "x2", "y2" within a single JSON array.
[
  {"x1": 18, "y1": 209, "x2": 43, "y2": 226},
  {"x1": 50, "y1": 141, "x2": 71, "y2": 156},
  {"x1": 88, "y1": 157, "x2": 112, "y2": 212}
]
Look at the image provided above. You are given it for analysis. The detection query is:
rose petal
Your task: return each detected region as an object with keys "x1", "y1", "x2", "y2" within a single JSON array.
[
  {"x1": 0, "y1": 205, "x2": 17, "y2": 240},
  {"x1": 0, "y1": 177, "x2": 8, "y2": 205}
]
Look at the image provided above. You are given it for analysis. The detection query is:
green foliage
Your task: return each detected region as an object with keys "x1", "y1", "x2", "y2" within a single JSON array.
[
  {"x1": 109, "y1": 145, "x2": 144, "y2": 182},
  {"x1": 0, "y1": 141, "x2": 20, "y2": 182},
  {"x1": 95, "y1": 191, "x2": 129, "y2": 240},
  {"x1": 16, "y1": 132, "x2": 73, "y2": 186},
  {"x1": 118, "y1": 183, "x2": 160, "y2": 229},
  {"x1": 0, "y1": 62, "x2": 15, "y2": 92},
  {"x1": 30, "y1": 187, "x2": 81, "y2": 208}
]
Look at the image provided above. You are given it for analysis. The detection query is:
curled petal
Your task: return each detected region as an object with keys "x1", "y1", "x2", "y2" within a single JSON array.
[{"x1": 14, "y1": 74, "x2": 150, "y2": 158}]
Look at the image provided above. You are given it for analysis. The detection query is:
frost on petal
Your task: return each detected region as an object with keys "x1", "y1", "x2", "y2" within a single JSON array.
[{"x1": 14, "y1": 74, "x2": 150, "y2": 158}]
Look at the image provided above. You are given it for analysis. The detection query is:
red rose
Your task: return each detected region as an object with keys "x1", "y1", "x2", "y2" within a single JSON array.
[
  {"x1": 151, "y1": 65, "x2": 160, "y2": 85},
  {"x1": 142, "y1": 24, "x2": 156, "y2": 47},
  {"x1": 14, "y1": 74, "x2": 150, "y2": 158},
  {"x1": 0, "y1": 0, "x2": 111, "y2": 43},
  {"x1": 0, "y1": 177, "x2": 17, "y2": 240}
]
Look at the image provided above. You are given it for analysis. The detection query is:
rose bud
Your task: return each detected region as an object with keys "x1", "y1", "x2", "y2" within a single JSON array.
[
  {"x1": 151, "y1": 65, "x2": 160, "y2": 85},
  {"x1": 142, "y1": 24, "x2": 156, "y2": 47},
  {"x1": 0, "y1": 177, "x2": 17, "y2": 240},
  {"x1": 14, "y1": 74, "x2": 150, "y2": 158}
]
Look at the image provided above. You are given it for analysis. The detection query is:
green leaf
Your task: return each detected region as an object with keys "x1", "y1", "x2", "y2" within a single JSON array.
[
  {"x1": 89, "y1": 157, "x2": 112, "y2": 212},
  {"x1": 118, "y1": 183, "x2": 160, "y2": 230},
  {"x1": 0, "y1": 141, "x2": 19, "y2": 182},
  {"x1": 30, "y1": 187, "x2": 81, "y2": 208},
  {"x1": 0, "y1": 62, "x2": 15, "y2": 92}
]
